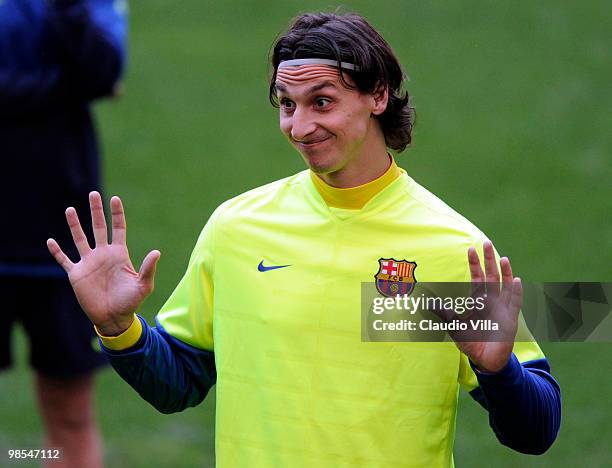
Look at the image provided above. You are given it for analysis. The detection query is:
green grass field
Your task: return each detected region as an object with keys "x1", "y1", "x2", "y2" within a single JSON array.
[{"x1": 1, "y1": 0, "x2": 611, "y2": 466}]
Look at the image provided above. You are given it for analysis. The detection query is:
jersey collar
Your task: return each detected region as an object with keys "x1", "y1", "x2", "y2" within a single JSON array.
[{"x1": 309, "y1": 156, "x2": 401, "y2": 210}]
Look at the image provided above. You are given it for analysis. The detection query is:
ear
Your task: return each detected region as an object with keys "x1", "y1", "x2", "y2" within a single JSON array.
[{"x1": 371, "y1": 83, "x2": 389, "y2": 116}]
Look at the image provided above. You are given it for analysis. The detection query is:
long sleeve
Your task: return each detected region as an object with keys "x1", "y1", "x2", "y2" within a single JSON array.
[
  {"x1": 469, "y1": 353, "x2": 562, "y2": 454},
  {"x1": 100, "y1": 209, "x2": 220, "y2": 413},
  {"x1": 0, "y1": 0, "x2": 128, "y2": 118},
  {"x1": 101, "y1": 315, "x2": 217, "y2": 414},
  {"x1": 0, "y1": 67, "x2": 70, "y2": 118},
  {"x1": 46, "y1": 0, "x2": 128, "y2": 99}
]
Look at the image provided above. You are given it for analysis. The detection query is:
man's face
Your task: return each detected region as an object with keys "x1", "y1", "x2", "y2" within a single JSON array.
[{"x1": 275, "y1": 65, "x2": 382, "y2": 177}]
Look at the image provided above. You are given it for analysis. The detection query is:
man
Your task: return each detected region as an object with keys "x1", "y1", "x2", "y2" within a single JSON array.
[
  {"x1": 47, "y1": 12, "x2": 560, "y2": 467},
  {"x1": 0, "y1": 1, "x2": 127, "y2": 466}
]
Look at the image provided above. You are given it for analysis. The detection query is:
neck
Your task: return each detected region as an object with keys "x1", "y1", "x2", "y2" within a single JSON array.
[
  {"x1": 316, "y1": 122, "x2": 390, "y2": 188},
  {"x1": 310, "y1": 155, "x2": 401, "y2": 209}
]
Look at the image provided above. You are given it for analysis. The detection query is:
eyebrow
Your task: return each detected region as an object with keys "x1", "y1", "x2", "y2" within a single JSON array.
[{"x1": 275, "y1": 81, "x2": 338, "y2": 96}]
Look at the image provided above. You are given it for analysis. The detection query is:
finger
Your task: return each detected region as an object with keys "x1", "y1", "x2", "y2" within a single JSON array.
[
  {"x1": 468, "y1": 247, "x2": 486, "y2": 299},
  {"x1": 483, "y1": 240, "x2": 500, "y2": 297},
  {"x1": 65, "y1": 207, "x2": 91, "y2": 256},
  {"x1": 468, "y1": 247, "x2": 485, "y2": 282},
  {"x1": 483, "y1": 240, "x2": 500, "y2": 282},
  {"x1": 110, "y1": 196, "x2": 127, "y2": 245},
  {"x1": 89, "y1": 191, "x2": 108, "y2": 246},
  {"x1": 46, "y1": 238, "x2": 74, "y2": 272},
  {"x1": 139, "y1": 250, "x2": 161, "y2": 287},
  {"x1": 500, "y1": 257, "x2": 513, "y2": 284},
  {"x1": 499, "y1": 257, "x2": 514, "y2": 305},
  {"x1": 510, "y1": 277, "x2": 523, "y2": 313}
]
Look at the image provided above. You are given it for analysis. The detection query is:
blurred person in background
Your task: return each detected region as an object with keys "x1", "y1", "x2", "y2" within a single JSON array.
[{"x1": 0, "y1": 1, "x2": 127, "y2": 466}]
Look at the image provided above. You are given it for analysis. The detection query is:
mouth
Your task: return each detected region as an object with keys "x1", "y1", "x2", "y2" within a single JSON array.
[{"x1": 294, "y1": 136, "x2": 332, "y2": 150}]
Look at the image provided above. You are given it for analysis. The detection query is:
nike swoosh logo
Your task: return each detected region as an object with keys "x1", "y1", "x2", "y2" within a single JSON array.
[{"x1": 258, "y1": 260, "x2": 291, "y2": 272}]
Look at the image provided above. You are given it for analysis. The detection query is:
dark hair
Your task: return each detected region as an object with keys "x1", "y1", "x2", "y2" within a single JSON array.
[{"x1": 269, "y1": 12, "x2": 415, "y2": 152}]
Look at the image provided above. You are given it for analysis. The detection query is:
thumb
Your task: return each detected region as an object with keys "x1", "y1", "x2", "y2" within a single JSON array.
[{"x1": 139, "y1": 250, "x2": 161, "y2": 286}]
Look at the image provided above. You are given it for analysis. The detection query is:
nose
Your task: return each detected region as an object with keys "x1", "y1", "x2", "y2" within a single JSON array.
[{"x1": 290, "y1": 107, "x2": 316, "y2": 142}]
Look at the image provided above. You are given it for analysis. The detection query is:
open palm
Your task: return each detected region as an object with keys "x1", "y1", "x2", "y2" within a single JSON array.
[
  {"x1": 47, "y1": 192, "x2": 160, "y2": 336},
  {"x1": 454, "y1": 241, "x2": 523, "y2": 373}
]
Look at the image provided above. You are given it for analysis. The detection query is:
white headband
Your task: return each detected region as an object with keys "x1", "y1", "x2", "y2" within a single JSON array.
[{"x1": 278, "y1": 58, "x2": 361, "y2": 71}]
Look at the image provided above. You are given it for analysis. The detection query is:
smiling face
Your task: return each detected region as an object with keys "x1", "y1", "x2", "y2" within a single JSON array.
[{"x1": 275, "y1": 64, "x2": 389, "y2": 187}]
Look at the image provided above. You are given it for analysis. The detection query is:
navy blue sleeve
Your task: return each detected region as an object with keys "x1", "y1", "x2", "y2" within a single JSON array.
[
  {"x1": 46, "y1": 0, "x2": 128, "y2": 99},
  {"x1": 469, "y1": 353, "x2": 561, "y2": 455},
  {"x1": 0, "y1": 0, "x2": 127, "y2": 117},
  {"x1": 0, "y1": 67, "x2": 69, "y2": 117},
  {"x1": 101, "y1": 316, "x2": 216, "y2": 414}
]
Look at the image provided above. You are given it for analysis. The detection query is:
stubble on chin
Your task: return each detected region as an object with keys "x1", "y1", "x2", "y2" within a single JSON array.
[{"x1": 298, "y1": 148, "x2": 335, "y2": 174}]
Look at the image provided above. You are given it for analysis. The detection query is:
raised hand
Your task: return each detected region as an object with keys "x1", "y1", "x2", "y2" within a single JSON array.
[
  {"x1": 47, "y1": 192, "x2": 160, "y2": 336},
  {"x1": 453, "y1": 241, "x2": 523, "y2": 373}
]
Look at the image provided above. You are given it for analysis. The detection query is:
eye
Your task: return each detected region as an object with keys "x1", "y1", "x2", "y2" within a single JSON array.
[
  {"x1": 315, "y1": 97, "x2": 332, "y2": 109},
  {"x1": 280, "y1": 98, "x2": 295, "y2": 111}
]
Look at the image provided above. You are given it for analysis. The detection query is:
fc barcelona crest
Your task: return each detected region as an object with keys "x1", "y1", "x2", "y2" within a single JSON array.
[{"x1": 374, "y1": 258, "x2": 417, "y2": 297}]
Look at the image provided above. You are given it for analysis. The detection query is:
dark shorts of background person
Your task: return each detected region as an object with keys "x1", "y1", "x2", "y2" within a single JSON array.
[{"x1": 0, "y1": 273, "x2": 108, "y2": 378}]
